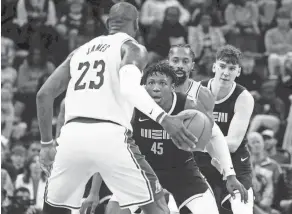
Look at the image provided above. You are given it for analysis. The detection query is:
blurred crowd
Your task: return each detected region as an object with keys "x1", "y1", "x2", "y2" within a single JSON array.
[{"x1": 1, "y1": 0, "x2": 292, "y2": 214}]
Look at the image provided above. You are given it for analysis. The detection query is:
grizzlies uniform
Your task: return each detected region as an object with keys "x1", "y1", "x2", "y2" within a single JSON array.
[
  {"x1": 194, "y1": 79, "x2": 253, "y2": 210},
  {"x1": 133, "y1": 92, "x2": 208, "y2": 210}
]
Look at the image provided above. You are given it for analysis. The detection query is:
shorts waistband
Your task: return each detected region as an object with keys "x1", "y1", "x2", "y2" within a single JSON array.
[{"x1": 66, "y1": 117, "x2": 121, "y2": 126}]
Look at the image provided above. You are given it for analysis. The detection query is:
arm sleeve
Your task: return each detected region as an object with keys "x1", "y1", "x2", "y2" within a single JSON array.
[
  {"x1": 206, "y1": 123, "x2": 236, "y2": 177},
  {"x1": 226, "y1": 90, "x2": 254, "y2": 152},
  {"x1": 119, "y1": 64, "x2": 165, "y2": 122}
]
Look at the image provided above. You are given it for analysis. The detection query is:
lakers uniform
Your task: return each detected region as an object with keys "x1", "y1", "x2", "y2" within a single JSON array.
[
  {"x1": 45, "y1": 33, "x2": 163, "y2": 210},
  {"x1": 133, "y1": 92, "x2": 208, "y2": 210},
  {"x1": 193, "y1": 79, "x2": 253, "y2": 210}
]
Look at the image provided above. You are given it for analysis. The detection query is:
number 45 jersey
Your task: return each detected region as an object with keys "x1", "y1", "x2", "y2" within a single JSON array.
[
  {"x1": 132, "y1": 92, "x2": 194, "y2": 170},
  {"x1": 65, "y1": 32, "x2": 136, "y2": 131}
]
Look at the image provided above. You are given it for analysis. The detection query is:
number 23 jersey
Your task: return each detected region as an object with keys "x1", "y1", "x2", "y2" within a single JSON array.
[
  {"x1": 65, "y1": 32, "x2": 137, "y2": 131},
  {"x1": 132, "y1": 92, "x2": 194, "y2": 170}
]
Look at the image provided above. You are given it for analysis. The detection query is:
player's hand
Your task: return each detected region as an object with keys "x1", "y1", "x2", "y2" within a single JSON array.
[
  {"x1": 39, "y1": 142, "x2": 57, "y2": 177},
  {"x1": 161, "y1": 113, "x2": 198, "y2": 151},
  {"x1": 226, "y1": 175, "x2": 248, "y2": 203},
  {"x1": 80, "y1": 193, "x2": 100, "y2": 214}
]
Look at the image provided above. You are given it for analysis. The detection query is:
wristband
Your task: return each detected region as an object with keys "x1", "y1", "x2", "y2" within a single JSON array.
[{"x1": 41, "y1": 139, "x2": 54, "y2": 145}]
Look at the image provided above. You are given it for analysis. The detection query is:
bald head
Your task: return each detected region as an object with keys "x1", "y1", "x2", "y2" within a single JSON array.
[
  {"x1": 107, "y1": 2, "x2": 139, "y2": 36},
  {"x1": 108, "y1": 2, "x2": 138, "y2": 22}
]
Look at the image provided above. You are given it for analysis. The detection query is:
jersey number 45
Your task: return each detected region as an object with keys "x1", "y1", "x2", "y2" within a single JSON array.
[
  {"x1": 151, "y1": 142, "x2": 163, "y2": 155},
  {"x1": 75, "y1": 60, "x2": 105, "y2": 91}
]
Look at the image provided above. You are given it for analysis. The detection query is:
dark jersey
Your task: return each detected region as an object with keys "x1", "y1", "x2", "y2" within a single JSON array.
[
  {"x1": 201, "y1": 79, "x2": 248, "y2": 149},
  {"x1": 132, "y1": 92, "x2": 194, "y2": 170}
]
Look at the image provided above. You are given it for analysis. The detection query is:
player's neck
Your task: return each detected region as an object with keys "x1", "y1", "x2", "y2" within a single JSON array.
[
  {"x1": 161, "y1": 93, "x2": 175, "y2": 113},
  {"x1": 211, "y1": 79, "x2": 234, "y2": 101},
  {"x1": 176, "y1": 79, "x2": 192, "y2": 94}
]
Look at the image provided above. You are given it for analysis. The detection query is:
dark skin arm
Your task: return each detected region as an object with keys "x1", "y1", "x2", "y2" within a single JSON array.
[
  {"x1": 37, "y1": 51, "x2": 74, "y2": 143},
  {"x1": 184, "y1": 85, "x2": 215, "y2": 125},
  {"x1": 120, "y1": 40, "x2": 148, "y2": 71}
]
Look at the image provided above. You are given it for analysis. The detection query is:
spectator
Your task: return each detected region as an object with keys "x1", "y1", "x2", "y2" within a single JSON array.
[
  {"x1": 276, "y1": 53, "x2": 292, "y2": 117},
  {"x1": 16, "y1": 46, "x2": 55, "y2": 125},
  {"x1": 265, "y1": 7, "x2": 292, "y2": 79},
  {"x1": 250, "y1": 79, "x2": 286, "y2": 134},
  {"x1": 262, "y1": 129, "x2": 291, "y2": 164},
  {"x1": 257, "y1": 0, "x2": 279, "y2": 31},
  {"x1": 26, "y1": 141, "x2": 41, "y2": 160},
  {"x1": 15, "y1": 155, "x2": 46, "y2": 210},
  {"x1": 140, "y1": 0, "x2": 190, "y2": 27},
  {"x1": 7, "y1": 187, "x2": 38, "y2": 214},
  {"x1": 282, "y1": 96, "x2": 292, "y2": 155},
  {"x1": 1, "y1": 37, "x2": 17, "y2": 87},
  {"x1": 15, "y1": 0, "x2": 57, "y2": 27},
  {"x1": 278, "y1": 166, "x2": 292, "y2": 214},
  {"x1": 1, "y1": 169, "x2": 14, "y2": 199},
  {"x1": 147, "y1": 6, "x2": 187, "y2": 64},
  {"x1": 4, "y1": 145, "x2": 26, "y2": 183},
  {"x1": 1, "y1": 0, "x2": 19, "y2": 41},
  {"x1": 248, "y1": 132, "x2": 282, "y2": 214},
  {"x1": 236, "y1": 53, "x2": 262, "y2": 93},
  {"x1": 188, "y1": 13, "x2": 225, "y2": 64},
  {"x1": 188, "y1": 0, "x2": 230, "y2": 33},
  {"x1": 1, "y1": 88, "x2": 14, "y2": 142},
  {"x1": 225, "y1": 0, "x2": 260, "y2": 52}
]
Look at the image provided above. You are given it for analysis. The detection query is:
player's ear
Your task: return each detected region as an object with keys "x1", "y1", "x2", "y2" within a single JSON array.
[
  {"x1": 106, "y1": 18, "x2": 110, "y2": 30},
  {"x1": 133, "y1": 19, "x2": 139, "y2": 32},
  {"x1": 237, "y1": 67, "x2": 241, "y2": 77},
  {"x1": 212, "y1": 63, "x2": 216, "y2": 73},
  {"x1": 191, "y1": 61, "x2": 195, "y2": 70},
  {"x1": 171, "y1": 83, "x2": 175, "y2": 91}
]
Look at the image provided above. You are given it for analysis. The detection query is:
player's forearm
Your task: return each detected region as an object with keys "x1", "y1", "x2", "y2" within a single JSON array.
[
  {"x1": 56, "y1": 101, "x2": 65, "y2": 138},
  {"x1": 120, "y1": 65, "x2": 166, "y2": 123},
  {"x1": 36, "y1": 92, "x2": 54, "y2": 142},
  {"x1": 90, "y1": 173, "x2": 102, "y2": 196},
  {"x1": 207, "y1": 124, "x2": 236, "y2": 177},
  {"x1": 225, "y1": 118, "x2": 250, "y2": 153}
]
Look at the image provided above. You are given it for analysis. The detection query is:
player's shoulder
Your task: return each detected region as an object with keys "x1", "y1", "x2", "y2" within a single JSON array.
[
  {"x1": 236, "y1": 86, "x2": 254, "y2": 105},
  {"x1": 121, "y1": 40, "x2": 147, "y2": 58}
]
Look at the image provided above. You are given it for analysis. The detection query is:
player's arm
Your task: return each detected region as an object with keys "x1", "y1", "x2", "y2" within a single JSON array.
[
  {"x1": 197, "y1": 85, "x2": 215, "y2": 113},
  {"x1": 56, "y1": 99, "x2": 65, "y2": 138},
  {"x1": 36, "y1": 52, "x2": 74, "y2": 143},
  {"x1": 206, "y1": 124, "x2": 236, "y2": 177},
  {"x1": 226, "y1": 90, "x2": 254, "y2": 153},
  {"x1": 119, "y1": 41, "x2": 166, "y2": 123},
  {"x1": 184, "y1": 98, "x2": 235, "y2": 177},
  {"x1": 185, "y1": 96, "x2": 213, "y2": 125}
]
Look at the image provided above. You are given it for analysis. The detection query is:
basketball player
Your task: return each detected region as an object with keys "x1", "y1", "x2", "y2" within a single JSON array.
[
  {"x1": 36, "y1": 3, "x2": 198, "y2": 214},
  {"x1": 195, "y1": 45, "x2": 255, "y2": 214},
  {"x1": 81, "y1": 62, "x2": 248, "y2": 214}
]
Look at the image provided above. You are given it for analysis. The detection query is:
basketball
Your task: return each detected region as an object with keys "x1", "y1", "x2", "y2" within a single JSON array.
[{"x1": 181, "y1": 109, "x2": 213, "y2": 151}]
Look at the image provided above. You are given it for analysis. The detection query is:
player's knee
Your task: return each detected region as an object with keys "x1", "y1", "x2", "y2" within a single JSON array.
[
  {"x1": 105, "y1": 201, "x2": 130, "y2": 214},
  {"x1": 141, "y1": 197, "x2": 170, "y2": 214},
  {"x1": 230, "y1": 190, "x2": 253, "y2": 214},
  {"x1": 43, "y1": 201, "x2": 71, "y2": 214},
  {"x1": 186, "y1": 189, "x2": 219, "y2": 214}
]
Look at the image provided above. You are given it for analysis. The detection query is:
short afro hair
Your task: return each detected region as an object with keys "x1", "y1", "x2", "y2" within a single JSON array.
[
  {"x1": 216, "y1": 45, "x2": 242, "y2": 65},
  {"x1": 141, "y1": 61, "x2": 178, "y2": 85},
  {"x1": 168, "y1": 44, "x2": 195, "y2": 62}
]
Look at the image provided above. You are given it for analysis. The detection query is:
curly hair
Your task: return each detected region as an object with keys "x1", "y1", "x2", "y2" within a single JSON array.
[
  {"x1": 216, "y1": 45, "x2": 242, "y2": 65},
  {"x1": 168, "y1": 44, "x2": 196, "y2": 62},
  {"x1": 141, "y1": 61, "x2": 178, "y2": 86}
]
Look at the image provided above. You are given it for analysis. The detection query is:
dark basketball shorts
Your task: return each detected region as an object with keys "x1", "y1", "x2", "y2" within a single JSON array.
[
  {"x1": 194, "y1": 148, "x2": 252, "y2": 210},
  {"x1": 155, "y1": 160, "x2": 209, "y2": 210}
]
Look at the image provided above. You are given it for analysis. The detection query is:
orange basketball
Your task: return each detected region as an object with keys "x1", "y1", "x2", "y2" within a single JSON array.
[{"x1": 181, "y1": 109, "x2": 213, "y2": 151}]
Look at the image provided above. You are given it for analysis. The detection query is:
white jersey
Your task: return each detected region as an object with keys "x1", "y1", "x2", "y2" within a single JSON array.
[
  {"x1": 185, "y1": 79, "x2": 202, "y2": 102},
  {"x1": 64, "y1": 32, "x2": 136, "y2": 131}
]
